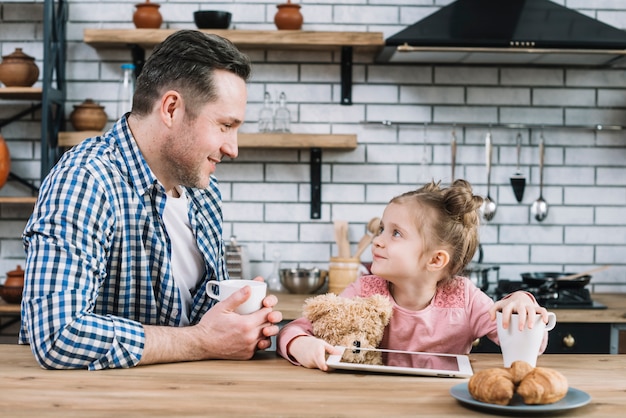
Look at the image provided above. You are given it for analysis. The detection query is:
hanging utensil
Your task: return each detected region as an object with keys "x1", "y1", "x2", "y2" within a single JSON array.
[
  {"x1": 352, "y1": 217, "x2": 381, "y2": 259},
  {"x1": 555, "y1": 265, "x2": 610, "y2": 281},
  {"x1": 450, "y1": 129, "x2": 457, "y2": 184},
  {"x1": 333, "y1": 220, "x2": 351, "y2": 258},
  {"x1": 510, "y1": 132, "x2": 526, "y2": 203},
  {"x1": 482, "y1": 130, "x2": 497, "y2": 221},
  {"x1": 531, "y1": 132, "x2": 549, "y2": 222}
]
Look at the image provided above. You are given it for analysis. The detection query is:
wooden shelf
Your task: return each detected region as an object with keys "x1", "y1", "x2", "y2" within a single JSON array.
[
  {"x1": 0, "y1": 196, "x2": 37, "y2": 204},
  {"x1": 83, "y1": 29, "x2": 384, "y2": 52},
  {"x1": 59, "y1": 131, "x2": 357, "y2": 149},
  {"x1": 0, "y1": 87, "x2": 42, "y2": 101}
]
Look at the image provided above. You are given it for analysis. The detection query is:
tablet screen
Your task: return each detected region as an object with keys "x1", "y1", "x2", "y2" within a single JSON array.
[{"x1": 340, "y1": 348, "x2": 460, "y2": 372}]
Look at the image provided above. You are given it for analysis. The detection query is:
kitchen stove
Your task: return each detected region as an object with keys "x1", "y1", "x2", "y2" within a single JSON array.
[{"x1": 492, "y1": 279, "x2": 607, "y2": 310}]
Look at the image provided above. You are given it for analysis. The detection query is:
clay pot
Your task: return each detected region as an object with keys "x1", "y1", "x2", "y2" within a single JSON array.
[
  {"x1": 0, "y1": 133, "x2": 10, "y2": 189},
  {"x1": 4, "y1": 265, "x2": 24, "y2": 288},
  {"x1": 274, "y1": 1, "x2": 303, "y2": 30},
  {"x1": 70, "y1": 99, "x2": 108, "y2": 131},
  {"x1": 133, "y1": 0, "x2": 163, "y2": 29},
  {"x1": 0, "y1": 48, "x2": 40, "y2": 87}
]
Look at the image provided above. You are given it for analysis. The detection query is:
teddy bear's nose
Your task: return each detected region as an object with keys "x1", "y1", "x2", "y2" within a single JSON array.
[{"x1": 351, "y1": 340, "x2": 361, "y2": 353}]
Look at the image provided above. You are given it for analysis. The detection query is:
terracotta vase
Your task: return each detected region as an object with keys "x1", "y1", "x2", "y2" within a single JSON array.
[
  {"x1": 133, "y1": 0, "x2": 163, "y2": 29},
  {"x1": 274, "y1": 1, "x2": 303, "y2": 30},
  {"x1": 70, "y1": 99, "x2": 108, "y2": 131},
  {"x1": 0, "y1": 48, "x2": 40, "y2": 87},
  {"x1": 4, "y1": 265, "x2": 24, "y2": 288},
  {"x1": 0, "y1": 133, "x2": 10, "y2": 189}
]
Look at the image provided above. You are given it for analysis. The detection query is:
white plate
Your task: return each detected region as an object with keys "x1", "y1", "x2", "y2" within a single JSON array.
[{"x1": 450, "y1": 382, "x2": 591, "y2": 415}]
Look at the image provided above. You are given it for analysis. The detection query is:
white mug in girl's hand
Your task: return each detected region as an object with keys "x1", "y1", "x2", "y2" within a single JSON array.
[
  {"x1": 496, "y1": 311, "x2": 557, "y2": 367},
  {"x1": 206, "y1": 279, "x2": 267, "y2": 315}
]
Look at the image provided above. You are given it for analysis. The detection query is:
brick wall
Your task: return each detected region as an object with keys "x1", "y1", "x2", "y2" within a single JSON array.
[{"x1": 1, "y1": 1, "x2": 625, "y2": 293}]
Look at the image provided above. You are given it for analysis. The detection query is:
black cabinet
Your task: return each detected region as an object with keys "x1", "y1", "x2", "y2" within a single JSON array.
[{"x1": 471, "y1": 323, "x2": 612, "y2": 354}]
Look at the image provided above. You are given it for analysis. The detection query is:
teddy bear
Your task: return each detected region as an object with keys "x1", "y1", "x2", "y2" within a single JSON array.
[{"x1": 302, "y1": 293, "x2": 393, "y2": 365}]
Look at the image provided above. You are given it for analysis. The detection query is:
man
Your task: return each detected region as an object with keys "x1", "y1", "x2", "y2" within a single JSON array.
[{"x1": 19, "y1": 30, "x2": 282, "y2": 370}]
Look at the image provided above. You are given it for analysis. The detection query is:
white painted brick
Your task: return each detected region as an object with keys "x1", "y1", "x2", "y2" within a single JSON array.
[
  {"x1": 401, "y1": 86, "x2": 464, "y2": 104},
  {"x1": 366, "y1": 144, "x2": 423, "y2": 163},
  {"x1": 500, "y1": 107, "x2": 564, "y2": 125},
  {"x1": 300, "y1": 64, "x2": 340, "y2": 83},
  {"x1": 596, "y1": 207, "x2": 626, "y2": 224},
  {"x1": 223, "y1": 202, "x2": 265, "y2": 222},
  {"x1": 335, "y1": 5, "x2": 399, "y2": 24},
  {"x1": 233, "y1": 222, "x2": 299, "y2": 242},
  {"x1": 265, "y1": 203, "x2": 321, "y2": 222},
  {"x1": 368, "y1": 65, "x2": 432, "y2": 84},
  {"x1": 566, "y1": 69, "x2": 626, "y2": 87},
  {"x1": 333, "y1": 164, "x2": 398, "y2": 183},
  {"x1": 530, "y1": 245, "x2": 594, "y2": 264},
  {"x1": 249, "y1": 64, "x2": 299, "y2": 82},
  {"x1": 434, "y1": 106, "x2": 498, "y2": 124},
  {"x1": 233, "y1": 183, "x2": 298, "y2": 202},
  {"x1": 467, "y1": 87, "x2": 531, "y2": 106},
  {"x1": 501, "y1": 68, "x2": 564, "y2": 86},
  {"x1": 597, "y1": 89, "x2": 626, "y2": 107},
  {"x1": 565, "y1": 226, "x2": 626, "y2": 244},
  {"x1": 435, "y1": 67, "x2": 499, "y2": 85},
  {"x1": 300, "y1": 103, "x2": 365, "y2": 123},
  {"x1": 353, "y1": 85, "x2": 398, "y2": 103},
  {"x1": 545, "y1": 206, "x2": 595, "y2": 225},
  {"x1": 566, "y1": 147, "x2": 626, "y2": 165},
  {"x1": 566, "y1": 108, "x2": 626, "y2": 127},
  {"x1": 367, "y1": 104, "x2": 431, "y2": 123},
  {"x1": 215, "y1": 163, "x2": 264, "y2": 182},
  {"x1": 564, "y1": 187, "x2": 626, "y2": 205},
  {"x1": 500, "y1": 226, "x2": 563, "y2": 244},
  {"x1": 533, "y1": 88, "x2": 596, "y2": 106},
  {"x1": 596, "y1": 246, "x2": 626, "y2": 263},
  {"x1": 484, "y1": 245, "x2": 531, "y2": 264},
  {"x1": 322, "y1": 184, "x2": 365, "y2": 203}
]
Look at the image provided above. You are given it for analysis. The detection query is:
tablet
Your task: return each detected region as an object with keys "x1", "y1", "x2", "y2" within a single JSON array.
[{"x1": 326, "y1": 346, "x2": 473, "y2": 378}]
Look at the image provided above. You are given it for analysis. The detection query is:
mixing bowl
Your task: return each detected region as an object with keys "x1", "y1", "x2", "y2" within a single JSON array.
[
  {"x1": 279, "y1": 268, "x2": 328, "y2": 294},
  {"x1": 194, "y1": 11, "x2": 232, "y2": 29}
]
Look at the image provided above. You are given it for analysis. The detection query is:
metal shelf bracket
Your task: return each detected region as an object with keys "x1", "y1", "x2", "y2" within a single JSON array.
[
  {"x1": 310, "y1": 147, "x2": 322, "y2": 219},
  {"x1": 341, "y1": 46, "x2": 353, "y2": 105}
]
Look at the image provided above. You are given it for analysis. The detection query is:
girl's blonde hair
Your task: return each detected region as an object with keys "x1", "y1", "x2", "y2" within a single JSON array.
[{"x1": 390, "y1": 179, "x2": 484, "y2": 278}]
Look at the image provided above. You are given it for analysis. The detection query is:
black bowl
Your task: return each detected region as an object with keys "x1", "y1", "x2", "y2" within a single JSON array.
[{"x1": 194, "y1": 11, "x2": 232, "y2": 29}]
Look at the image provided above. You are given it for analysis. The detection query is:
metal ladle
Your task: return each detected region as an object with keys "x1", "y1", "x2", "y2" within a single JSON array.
[
  {"x1": 482, "y1": 131, "x2": 497, "y2": 221},
  {"x1": 531, "y1": 133, "x2": 549, "y2": 222}
]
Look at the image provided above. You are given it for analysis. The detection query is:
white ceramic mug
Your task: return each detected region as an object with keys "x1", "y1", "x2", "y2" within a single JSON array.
[
  {"x1": 496, "y1": 311, "x2": 557, "y2": 367},
  {"x1": 206, "y1": 279, "x2": 267, "y2": 315}
]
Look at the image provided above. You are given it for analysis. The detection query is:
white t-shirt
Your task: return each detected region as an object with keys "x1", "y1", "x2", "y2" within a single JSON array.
[{"x1": 162, "y1": 186, "x2": 206, "y2": 325}]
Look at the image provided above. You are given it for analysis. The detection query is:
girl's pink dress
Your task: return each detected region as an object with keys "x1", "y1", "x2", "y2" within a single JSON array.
[{"x1": 277, "y1": 275, "x2": 546, "y2": 364}]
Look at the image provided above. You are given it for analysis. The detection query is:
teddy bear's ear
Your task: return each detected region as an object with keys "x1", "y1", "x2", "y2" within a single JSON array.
[
  {"x1": 303, "y1": 293, "x2": 337, "y2": 322},
  {"x1": 368, "y1": 294, "x2": 393, "y2": 325}
]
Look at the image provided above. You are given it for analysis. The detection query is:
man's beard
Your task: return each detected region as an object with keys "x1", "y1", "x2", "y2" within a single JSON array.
[{"x1": 161, "y1": 133, "x2": 209, "y2": 189}]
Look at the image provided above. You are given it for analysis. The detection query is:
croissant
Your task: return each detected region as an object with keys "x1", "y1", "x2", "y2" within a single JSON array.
[
  {"x1": 509, "y1": 360, "x2": 533, "y2": 384},
  {"x1": 468, "y1": 367, "x2": 515, "y2": 405},
  {"x1": 517, "y1": 367, "x2": 569, "y2": 405}
]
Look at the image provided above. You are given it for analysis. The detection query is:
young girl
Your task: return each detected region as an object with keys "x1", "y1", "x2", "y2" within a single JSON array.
[{"x1": 277, "y1": 179, "x2": 550, "y2": 370}]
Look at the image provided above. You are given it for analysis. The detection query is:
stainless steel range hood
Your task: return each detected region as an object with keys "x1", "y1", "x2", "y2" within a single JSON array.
[{"x1": 377, "y1": 0, "x2": 626, "y2": 67}]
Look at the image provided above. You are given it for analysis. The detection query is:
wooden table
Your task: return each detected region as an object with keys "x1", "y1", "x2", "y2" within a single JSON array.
[{"x1": 0, "y1": 345, "x2": 624, "y2": 417}]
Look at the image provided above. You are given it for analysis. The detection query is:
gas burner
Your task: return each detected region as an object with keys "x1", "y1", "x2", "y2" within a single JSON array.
[{"x1": 492, "y1": 279, "x2": 606, "y2": 310}]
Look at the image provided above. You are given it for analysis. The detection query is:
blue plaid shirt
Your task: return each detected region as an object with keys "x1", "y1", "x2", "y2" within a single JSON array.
[{"x1": 19, "y1": 116, "x2": 227, "y2": 370}]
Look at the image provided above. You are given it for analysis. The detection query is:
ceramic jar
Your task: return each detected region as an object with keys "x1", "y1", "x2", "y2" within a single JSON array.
[
  {"x1": 133, "y1": 0, "x2": 163, "y2": 29},
  {"x1": 274, "y1": 1, "x2": 303, "y2": 30},
  {"x1": 0, "y1": 133, "x2": 10, "y2": 190},
  {"x1": 4, "y1": 265, "x2": 24, "y2": 288},
  {"x1": 0, "y1": 48, "x2": 40, "y2": 87},
  {"x1": 70, "y1": 99, "x2": 108, "y2": 131}
]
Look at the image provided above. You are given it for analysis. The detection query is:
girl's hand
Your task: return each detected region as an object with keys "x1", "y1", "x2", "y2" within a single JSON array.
[
  {"x1": 287, "y1": 336, "x2": 341, "y2": 371},
  {"x1": 489, "y1": 291, "x2": 549, "y2": 331}
]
